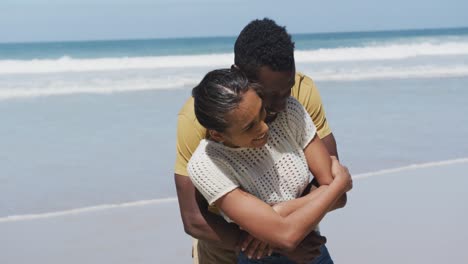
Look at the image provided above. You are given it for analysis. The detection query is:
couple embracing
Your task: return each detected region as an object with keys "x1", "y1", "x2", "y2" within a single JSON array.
[{"x1": 175, "y1": 18, "x2": 352, "y2": 264}]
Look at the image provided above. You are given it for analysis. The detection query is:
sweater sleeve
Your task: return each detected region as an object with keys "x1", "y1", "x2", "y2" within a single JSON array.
[{"x1": 188, "y1": 148, "x2": 239, "y2": 205}]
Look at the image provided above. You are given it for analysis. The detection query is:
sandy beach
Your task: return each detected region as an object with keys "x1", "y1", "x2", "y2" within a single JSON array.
[{"x1": 2, "y1": 159, "x2": 467, "y2": 263}]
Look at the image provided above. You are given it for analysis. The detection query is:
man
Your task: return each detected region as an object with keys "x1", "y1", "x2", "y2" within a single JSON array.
[{"x1": 175, "y1": 18, "x2": 347, "y2": 264}]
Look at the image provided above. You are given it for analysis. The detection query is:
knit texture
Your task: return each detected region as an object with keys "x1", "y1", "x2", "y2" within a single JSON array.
[{"x1": 188, "y1": 97, "x2": 317, "y2": 221}]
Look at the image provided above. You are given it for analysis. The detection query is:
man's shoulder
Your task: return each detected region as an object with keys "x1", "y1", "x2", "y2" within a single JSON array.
[
  {"x1": 177, "y1": 96, "x2": 206, "y2": 134},
  {"x1": 293, "y1": 72, "x2": 317, "y2": 92},
  {"x1": 178, "y1": 96, "x2": 195, "y2": 118},
  {"x1": 291, "y1": 72, "x2": 319, "y2": 106}
]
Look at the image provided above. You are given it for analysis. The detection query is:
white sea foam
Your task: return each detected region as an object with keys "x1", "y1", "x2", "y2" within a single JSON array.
[
  {"x1": 1, "y1": 40, "x2": 468, "y2": 100},
  {"x1": 308, "y1": 65, "x2": 468, "y2": 81},
  {"x1": 0, "y1": 77, "x2": 195, "y2": 100},
  {"x1": 1, "y1": 158, "x2": 467, "y2": 223},
  {"x1": 295, "y1": 41, "x2": 468, "y2": 62},
  {"x1": 1, "y1": 64, "x2": 467, "y2": 100},
  {"x1": 0, "y1": 198, "x2": 178, "y2": 223},
  {"x1": 1, "y1": 41, "x2": 468, "y2": 75},
  {"x1": 0, "y1": 54, "x2": 233, "y2": 75}
]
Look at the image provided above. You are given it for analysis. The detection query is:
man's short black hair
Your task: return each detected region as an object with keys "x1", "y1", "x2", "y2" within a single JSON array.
[{"x1": 234, "y1": 18, "x2": 295, "y2": 79}]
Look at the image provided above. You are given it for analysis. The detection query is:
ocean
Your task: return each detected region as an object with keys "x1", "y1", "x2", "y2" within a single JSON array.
[{"x1": 1, "y1": 27, "x2": 468, "y2": 218}]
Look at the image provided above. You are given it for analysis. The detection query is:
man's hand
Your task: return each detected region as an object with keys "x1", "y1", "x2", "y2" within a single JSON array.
[
  {"x1": 238, "y1": 232, "x2": 273, "y2": 260},
  {"x1": 279, "y1": 231, "x2": 326, "y2": 264}
]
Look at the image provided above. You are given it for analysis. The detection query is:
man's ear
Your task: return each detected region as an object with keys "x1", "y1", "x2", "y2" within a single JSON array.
[
  {"x1": 208, "y1": 130, "x2": 225, "y2": 143},
  {"x1": 231, "y1": 64, "x2": 239, "y2": 70}
]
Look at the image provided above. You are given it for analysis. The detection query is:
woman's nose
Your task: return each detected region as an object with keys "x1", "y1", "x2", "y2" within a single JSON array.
[{"x1": 260, "y1": 121, "x2": 269, "y2": 133}]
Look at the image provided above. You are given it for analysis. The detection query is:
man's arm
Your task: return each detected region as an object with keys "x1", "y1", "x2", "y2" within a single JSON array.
[{"x1": 174, "y1": 173, "x2": 242, "y2": 250}]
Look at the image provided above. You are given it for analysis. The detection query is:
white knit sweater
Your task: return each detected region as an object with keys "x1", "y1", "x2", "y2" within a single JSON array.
[{"x1": 188, "y1": 97, "x2": 317, "y2": 221}]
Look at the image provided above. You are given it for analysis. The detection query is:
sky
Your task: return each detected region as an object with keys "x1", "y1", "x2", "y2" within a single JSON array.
[{"x1": 1, "y1": 0, "x2": 468, "y2": 43}]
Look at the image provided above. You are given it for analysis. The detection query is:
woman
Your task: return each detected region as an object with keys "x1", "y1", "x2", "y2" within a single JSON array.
[{"x1": 188, "y1": 68, "x2": 352, "y2": 263}]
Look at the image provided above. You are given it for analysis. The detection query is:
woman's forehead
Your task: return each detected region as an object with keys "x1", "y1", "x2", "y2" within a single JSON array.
[{"x1": 225, "y1": 90, "x2": 262, "y2": 130}]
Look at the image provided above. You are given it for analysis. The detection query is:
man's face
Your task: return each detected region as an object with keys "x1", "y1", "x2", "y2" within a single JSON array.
[{"x1": 256, "y1": 66, "x2": 296, "y2": 115}]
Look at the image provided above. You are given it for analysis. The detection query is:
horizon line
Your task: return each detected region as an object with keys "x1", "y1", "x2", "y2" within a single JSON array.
[{"x1": 1, "y1": 25, "x2": 468, "y2": 45}]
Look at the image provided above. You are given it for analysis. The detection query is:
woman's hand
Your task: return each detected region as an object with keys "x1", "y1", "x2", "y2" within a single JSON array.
[{"x1": 330, "y1": 156, "x2": 353, "y2": 193}]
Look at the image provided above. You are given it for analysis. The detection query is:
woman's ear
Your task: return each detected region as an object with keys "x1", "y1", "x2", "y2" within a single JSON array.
[{"x1": 208, "y1": 130, "x2": 225, "y2": 143}]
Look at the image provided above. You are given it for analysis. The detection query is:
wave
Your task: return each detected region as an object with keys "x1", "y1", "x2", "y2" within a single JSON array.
[
  {"x1": 0, "y1": 54, "x2": 234, "y2": 75},
  {"x1": 307, "y1": 65, "x2": 468, "y2": 81},
  {"x1": 1, "y1": 64, "x2": 467, "y2": 100},
  {"x1": 295, "y1": 41, "x2": 468, "y2": 62},
  {"x1": 2, "y1": 157, "x2": 467, "y2": 223},
  {"x1": 0, "y1": 76, "x2": 194, "y2": 100},
  {"x1": 1, "y1": 41, "x2": 468, "y2": 75}
]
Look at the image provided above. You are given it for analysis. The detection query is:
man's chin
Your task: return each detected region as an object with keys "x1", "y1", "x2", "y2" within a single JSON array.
[{"x1": 270, "y1": 105, "x2": 286, "y2": 113}]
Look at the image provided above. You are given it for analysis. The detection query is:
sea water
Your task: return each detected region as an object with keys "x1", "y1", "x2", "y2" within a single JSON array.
[{"x1": 1, "y1": 28, "x2": 467, "y2": 217}]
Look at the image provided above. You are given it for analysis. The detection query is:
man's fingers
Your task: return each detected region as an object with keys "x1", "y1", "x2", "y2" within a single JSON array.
[
  {"x1": 304, "y1": 231, "x2": 326, "y2": 244},
  {"x1": 246, "y1": 239, "x2": 262, "y2": 258},
  {"x1": 254, "y1": 242, "x2": 269, "y2": 259},
  {"x1": 317, "y1": 234, "x2": 327, "y2": 244},
  {"x1": 268, "y1": 246, "x2": 274, "y2": 256},
  {"x1": 241, "y1": 235, "x2": 254, "y2": 251}
]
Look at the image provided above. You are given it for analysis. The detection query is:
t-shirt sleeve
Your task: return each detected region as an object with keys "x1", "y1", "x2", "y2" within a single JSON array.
[
  {"x1": 188, "y1": 153, "x2": 239, "y2": 205},
  {"x1": 286, "y1": 98, "x2": 318, "y2": 149},
  {"x1": 174, "y1": 113, "x2": 206, "y2": 176},
  {"x1": 291, "y1": 74, "x2": 332, "y2": 139}
]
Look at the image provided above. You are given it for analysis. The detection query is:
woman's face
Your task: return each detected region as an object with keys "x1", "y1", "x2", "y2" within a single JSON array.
[{"x1": 214, "y1": 88, "x2": 269, "y2": 148}]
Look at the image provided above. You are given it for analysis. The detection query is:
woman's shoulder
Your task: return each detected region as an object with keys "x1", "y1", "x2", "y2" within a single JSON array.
[
  {"x1": 189, "y1": 139, "x2": 231, "y2": 167},
  {"x1": 188, "y1": 140, "x2": 233, "y2": 181},
  {"x1": 190, "y1": 139, "x2": 218, "y2": 158},
  {"x1": 286, "y1": 96, "x2": 303, "y2": 111},
  {"x1": 275, "y1": 97, "x2": 303, "y2": 122}
]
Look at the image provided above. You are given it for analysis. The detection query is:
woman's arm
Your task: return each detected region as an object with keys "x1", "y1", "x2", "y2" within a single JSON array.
[
  {"x1": 270, "y1": 135, "x2": 347, "y2": 218},
  {"x1": 305, "y1": 134, "x2": 348, "y2": 211},
  {"x1": 214, "y1": 173, "x2": 350, "y2": 252},
  {"x1": 272, "y1": 156, "x2": 351, "y2": 217},
  {"x1": 271, "y1": 185, "x2": 326, "y2": 217},
  {"x1": 304, "y1": 134, "x2": 334, "y2": 185}
]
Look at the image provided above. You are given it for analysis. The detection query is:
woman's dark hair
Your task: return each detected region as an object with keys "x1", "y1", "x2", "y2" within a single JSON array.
[
  {"x1": 234, "y1": 18, "x2": 295, "y2": 79},
  {"x1": 192, "y1": 68, "x2": 262, "y2": 132}
]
